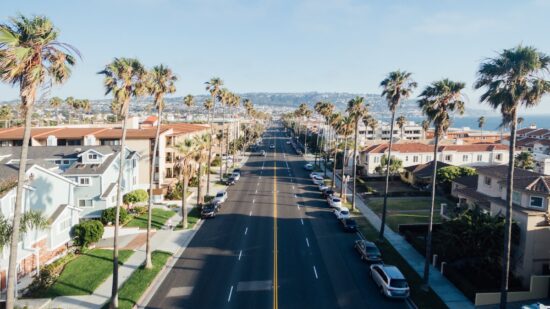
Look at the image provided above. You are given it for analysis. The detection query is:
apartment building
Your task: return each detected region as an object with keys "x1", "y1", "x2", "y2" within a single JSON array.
[
  {"x1": 452, "y1": 165, "x2": 550, "y2": 285},
  {"x1": 426, "y1": 129, "x2": 505, "y2": 144},
  {"x1": 504, "y1": 126, "x2": 550, "y2": 175},
  {"x1": 360, "y1": 142, "x2": 509, "y2": 176}
]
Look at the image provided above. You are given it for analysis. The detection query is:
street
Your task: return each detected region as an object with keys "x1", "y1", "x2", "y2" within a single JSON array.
[{"x1": 146, "y1": 125, "x2": 409, "y2": 309}]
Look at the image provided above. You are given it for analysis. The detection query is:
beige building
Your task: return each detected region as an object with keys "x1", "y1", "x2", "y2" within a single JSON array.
[{"x1": 453, "y1": 165, "x2": 550, "y2": 285}]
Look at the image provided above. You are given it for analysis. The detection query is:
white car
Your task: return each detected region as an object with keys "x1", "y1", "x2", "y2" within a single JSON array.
[
  {"x1": 269, "y1": 145, "x2": 275, "y2": 149},
  {"x1": 370, "y1": 264, "x2": 410, "y2": 299},
  {"x1": 286, "y1": 141, "x2": 291, "y2": 144},
  {"x1": 318, "y1": 184, "x2": 329, "y2": 192},
  {"x1": 304, "y1": 163, "x2": 314, "y2": 171},
  {"x1": 213, "y1": 191, "x2": 228, "y2": 204},
  {"x1": 231, "y1": 172, "x2": 240, "y2": 181},
  {"x1": 312, "y1": 175, "x2": 324, "y2": 184},
  {"x1": 333, "y1": 207, "x2": 350, "y2": 220},
  {"x1": 309, "y1": 172, "x2": 322, "y2": 179},
  {"x1": 327, "y1": 196, "x2": 342, "y2": 208}
]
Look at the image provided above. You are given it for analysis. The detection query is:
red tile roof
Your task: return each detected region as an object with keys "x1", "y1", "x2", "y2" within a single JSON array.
[
  {"x1": 363, "y1": 142, "x2": 508, "y2": 154},
  {"x1": 142, "y1": 116, "x2": 158, "y2": 125}
]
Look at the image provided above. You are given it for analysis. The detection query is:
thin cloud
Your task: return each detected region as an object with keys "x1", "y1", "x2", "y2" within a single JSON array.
[{"x1": 414, "y1": 12, "x2": 499, "y2": 36}]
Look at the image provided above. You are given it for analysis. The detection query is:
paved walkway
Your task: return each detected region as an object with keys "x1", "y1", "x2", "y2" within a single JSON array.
[{"x1": 323, "y1": 163, "x2": 474, "y2": 309}]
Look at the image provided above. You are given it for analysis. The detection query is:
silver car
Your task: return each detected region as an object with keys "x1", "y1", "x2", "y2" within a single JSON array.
[{"x1": 369, "y1": 264, "x2": 410, "y2": 299}]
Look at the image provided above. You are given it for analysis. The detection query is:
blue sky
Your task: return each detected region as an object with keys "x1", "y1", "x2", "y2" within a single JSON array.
[{"x1": 2, "y1": 0, "x2": 550, "y2": 113}]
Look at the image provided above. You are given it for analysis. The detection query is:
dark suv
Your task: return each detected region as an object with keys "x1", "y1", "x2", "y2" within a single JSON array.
[{"x1": 201, "y1": 203, "x2": 220, "y2": 219}]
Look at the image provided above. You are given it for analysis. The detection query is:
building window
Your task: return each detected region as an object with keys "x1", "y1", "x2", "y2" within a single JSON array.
[
  {"x1": 413, "y1": 156, "x2": 419, "y2": 163},
  {"x1": 477, "y1": 154, "x2": 482, "y2": 162},
  {"x1": 530, "y1": 196, "x2": 544, "y2": 208},
  {"x1": 78, "y1": 199, "x2": 93, "y2": 207},
  {"x1": 426, "y1": 155, "x2": 431, "y2": 161},
  {"x1": 512, "y1": 191, "x2": 521, "y2": 204},
  {"x1": 462, "y1": 155, "x2": 468, "y2": 162},
  {"x1": 79, "y1": 177, "x2": 91, "y2": 186},
  {"x1": 63, "y1": 160, "x2": 70, "y2": 165},
  {"x1": 58, "y1": 217, "x2": 71, "y2": 232},
  {"x1": 496, "y1": 153, "x2": 503, "y2": 161},
  {"x1": 405, "y1": 156, "x2": 409, "y2": 162},
  {"x1": 374, "y1": 156, "x2": 379, "y2": 163},
  {"x1": 133, "y1": 175, "x2": 137, "y2": 185},
  {"x1": 88, "y1": 154, "x2": 98, "y2": 160},
  {"x1": 484, "y1": 176, "x2": 492, "y2": 186},
  {"x1": 54, "y1": 160, "x2": 62, "y2": 165},
  {"x1": 445, "y1": 155, "x2": 452, "y2": 161}
]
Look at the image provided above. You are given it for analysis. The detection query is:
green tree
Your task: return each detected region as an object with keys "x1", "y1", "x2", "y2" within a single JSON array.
[
  {"x1": 329, "y1": 112, "x2": 343, "y2": 189},
  {"x1": 0, "y1": 15, "x2": 77, "y2": 307},
  {"x1": 374, "y1": 155, "x2": 403, "y2": 175},
  {"x1": 436, "y1": 166, "x2": 477, "y2": 183},
  {"x1": 515, "y1": 152, "x2": 535, "y2": 171},
  {"x1": 145, "y1": 64, "x2": 177, "y2": 269},
  {"x1": 205, "y1": 77, "x2": 223, "y2": 196},
  {"x1": 175, "y1": 138, "x2": 199, "y2": 229},
  {"x1": 475, "y1": 46, "x2": 550, "y2": 308},
  {"x1": 346, "y1": 97, "x2": 368, "y2": 211},
  {"x1": 396, "y1": 115, "x2": 406, "y2": 140},
  {"x1": 379, "y1": 70, "x2": 417, "y2": 240},
  {"x1": 418, "y1": 78, "x2": 466, "y2": 287},
  {"x1": 478, "y1": 116, "x2": 485, "y2": 140},
  {"x1": 98, "y1": 57, "x2": 147, "y2": 308},
  {"x1": 337, "y1": 116, "x2": 354, "y2": 202}
]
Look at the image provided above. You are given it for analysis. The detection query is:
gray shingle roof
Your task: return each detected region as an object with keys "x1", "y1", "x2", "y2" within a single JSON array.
[{"x1": 476, "y1": 165, "x2": 550, "y2": 194}]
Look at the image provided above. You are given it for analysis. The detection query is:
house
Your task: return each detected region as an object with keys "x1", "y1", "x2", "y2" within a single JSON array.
[
  {"x1": 360, "y1": 142, "x2": 509, "y2": 176},
  {"x1": 502, "y1": 126, "x2": 550, "y2": 175},
  {"x1": 0, "y1": 163, "x2": 81, "y2": 291},
  {"x1": 0, "y1": 146, "x2": 140, "y2": 218},
  {"x1": 400, "y1": 161, "x2": 451, "y2": 187},
  {"x1": 453, "y1": 165, "x2": 550, "y2": 285}
]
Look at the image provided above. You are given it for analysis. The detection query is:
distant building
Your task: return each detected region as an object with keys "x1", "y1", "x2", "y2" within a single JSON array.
[
  {"x1": 400, "y1": 161, "x2": 451, "y2": 187},
  {"x1": 504, "y1": 125, "x2": 550, "y2": 175}
]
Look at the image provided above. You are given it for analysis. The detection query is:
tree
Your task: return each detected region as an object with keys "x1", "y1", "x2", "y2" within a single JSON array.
[
  {"x1": 346, "y1": 96, "x2": 368, "y2": 211},
  {"x1": 475, "y1": 46, "x2": 550, "y2": 308},
  {"x1": 318, "y1": 102, "x2": 335, "y2": 177},
  {"x1": 184, "y1": 94, "x2": 195, "y2": 110},
  {"x1": 421, "y1": 120, "x2": 430, "y2": 140},
  {"x1": 364, "y1": 116, "x2": 378, "y2": 141},
  {"x1": 175, "y1": 138, "x2": 199, "y2": 229},
  {"x1": 396, "y1": 115, "x2": 406, "y2": 140},
  {"x1": 378, "y1": 70, "x2": 417, "y2": 241},
  {"x1": 478, "y1": 116, "x2": 486, "y2": 140},
  {"x1": 337, "y1": 116, "x2": 354, "y2": 202},
  {"x1": 0, "y1": 15, "x2": 77, "y2": 308},
  {"x1": 329, "y1": 113, "x2": 343, "y2": 189},
  {"x1": 98, "y1": 57, "x2": 147, "y2": 308},
  {"x1": 295, "y1": 103, "x2": 312, "y2": 156},
  {"x1": 0, "y1": 105, "x2": 13, "y2": 127},
  {"x1": 418, "y1": 78, "x2": 465, "y2": 287},
  {"x1": 374, "y1": 155, "x2": 402, "y2": 175},
  {"x1": 515, "y1": 152, "x2": 535, "y2": 171},
  {"x1": 193, "y1": 134, "x2": 209, "y2": 206},
  {"x1": 517, "y1": 117, "x2": 524, "y2": 129},
  {"x1": 145, "y1": 64, "x2": 177, "y2": 269},
  {"x1": 436, "y1": 166, "x2": 477, "y2": 183},
  {"x1": 205, "y1": 77, "x2": 223, "y2": 195}
]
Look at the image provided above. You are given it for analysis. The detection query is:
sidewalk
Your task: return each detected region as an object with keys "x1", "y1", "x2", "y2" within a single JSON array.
[{"x1": 323, "y1": 163, "x2": 474, "y2": 309}]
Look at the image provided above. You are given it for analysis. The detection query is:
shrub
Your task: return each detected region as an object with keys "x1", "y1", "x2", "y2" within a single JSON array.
[
  {"x1": 210, "y1": 157, "x2": 221, "y2": 167},
  {"x1": 123, "y1": 189, "x2": 149, "y2": 205},
  {"x1": 131, "y1": 206, "x2": 148, "y2": 215},
  {"x1": 189, "y1": 176, "x2": 199, "y2": 187},
  {"x1": 72, "y1": 220, "x2": 104, "y2": 248},
  {"x1": 101, "y1": 207, "x2": 129, "y2": 225},
  {"x1": 26, "y1": 252, "x2": 76, "y2": 296}
]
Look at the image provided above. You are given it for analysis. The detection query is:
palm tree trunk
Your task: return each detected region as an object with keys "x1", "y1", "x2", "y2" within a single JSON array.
[
  {"x1": 324, "y1": 121, "x2": 329, "y2": 178},
  {"x1": 206, "y1": 108, "x2": 213, "y2": 196},
  {"x1": 145, "y1": 107, "x2": 163, "y2": 269},
  {"x1": 340, "y1": 137, "x2": 348, "y2": 202},
  {"x1": 332, "y1": 137, "x2": 338, "y2": 190},
  {"x1": 423, "y1": 132, "x2": 439, "y2": 286},
  {"x1": 379, "y1": 112, "x2": 396, "y2": 240},
  {"x1": 219, "y1": 140, "x2": 223, "y2": 182},
  {"x1": 500, "y1": 113, "x2": 518, "y2": 308},
  {"x1": 352, "y1": 118, "x2": 359, "y2": 211},
  {"x1": 304, "y1": 125, "x2": 308, "y2": 156},
  {"x1": 197, "y1": 163, "x2": 202, "y2": 206},
  {"x1": 182, "y1": 174, "x2": 189, "y2": 229},
  {"x1": 110, "y1": 115, "x2": 128, "y2": 309},
  {"x1": 6, "y1": 91, "x2": 35, "y2": 308}
]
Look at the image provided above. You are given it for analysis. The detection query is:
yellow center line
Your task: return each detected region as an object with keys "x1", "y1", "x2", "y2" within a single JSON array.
[{"x1": 273, "y1": 139, "x2": 278, "y2": 309}]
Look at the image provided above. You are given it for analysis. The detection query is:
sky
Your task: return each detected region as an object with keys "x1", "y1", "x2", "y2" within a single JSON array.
[{"x1": 2, "y1": 0, "x2": 550, "y2": 113}]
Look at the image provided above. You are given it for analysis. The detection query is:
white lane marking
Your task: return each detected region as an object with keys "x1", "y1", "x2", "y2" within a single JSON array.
[
  {"x1": 300, "y1": 218, "x2": 304, "y2": 225},
  {"x1": 292, "y1": 186, "x2": 295, "y2": 190},
  {"x1": 252, "y1": 199, "x2": 255, "y2": 203},
  {"x1": 249, "y1": 211, "x2": 252, "y2": 216},
  {"x1": 305, "y1": 238, "x2": 310, "y2": 247},
  {"x1": 244, "y1": 227, "x2": 248, "y2": 235},
  {"x1": 313, "y1": 266, "x2": 318, "y2": 279},
  {"x1": 294, "y1": 194, "x2": 298, "y2": 198},
  {"x1": 228, "y1": 285, "x2": 234, "y2": 302},
  {"x1": 255, "y1": 189, "x2": 258, "y2": 194},
  {"x1": 257, "y1": 183, "x2": 260, "y2": 186},
  {"x1": 238, "y1": 250, "x2": 243, "y2": 260}
]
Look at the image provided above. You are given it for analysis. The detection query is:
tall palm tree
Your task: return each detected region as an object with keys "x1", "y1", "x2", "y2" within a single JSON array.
[
  {"x1": 145, "y1": 65, "x2": 177, "y2": 269},
  {"x1": 378, "y1": 70, "x2": 417, "y2": 240},
  {"x1": 317, "y1": 102, "x2": 335, "y2": 177},
  {"x1": 204, "y1": 98, "x2": 214, "y2": 195},
  {"x1": 175, "y1": 138, "x2": 199, "y2": 229},
  {"x1": 418, "y1": 79, "x2": 465, "y2": 287},
  {"x1": 49, "y1": 97, "x2": 63, "y2": 125},
  {"x1": 346, "y1": 97, "x2": 368, "y2": 211},
  {"x1": 338, "y1": 115, "x2": 354, "y2": 202},
  {"x1": 98, "y1": 58, "x2": 147, "y2": 308},
  {"x1": 517, "y1": 117, "x2": 524, "y2": 129},
  {"x1": 421, "y1": 119, "x2": 430, "y2": 140},
  {"x1": 183, "y1": 94, "x2": 194, "y2": 116},
  {"x1": 474, "y1": 46, "x2": 550, "y2": 308},
  {"x1": 218, "y1": 88, "x2": 232, "y2": 176},
  {"x1": 478, "y1": 116, "x2": 485, "y2": 141},
  {"x1": 205, "y1": 77, "x2": 223, "y2": 195},
  {"x1": 0, "y1": 15, "x2": 77, "y2": 307},
  {"x1": 396, "y1": 115, "x2": 406, "y2": 140},
  {"x1": 194, "y1": 134, "x2": 209, "y2": 206},
  {"x1": 329, "y1": 113, "x2": 343, "y2": 189}
]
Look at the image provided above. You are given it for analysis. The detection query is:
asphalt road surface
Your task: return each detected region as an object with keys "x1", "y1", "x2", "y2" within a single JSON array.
[{"x1": 146, "y1": 125, "x2": 409, "y2": 309}]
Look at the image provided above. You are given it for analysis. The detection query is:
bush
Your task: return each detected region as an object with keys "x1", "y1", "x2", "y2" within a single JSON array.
[
  {"x1": 189, "y1": 176, "x2": 199, "y2": 187},
  {"x1": 101, "y1": 207, "x2": 130, "y2": 225},
  {"x1": 123, "y1": 189, "x2": 149, "y2": 205},
  {"x1": 72, "y1": 220, "x2": 104, "y2": 248},
  {"x1": 131, "y1": 206, "x2": 148, "y2": 215},
  {"x1": 26, "y1": 252, "x2": 77, "y2": 296},
  {"x1": 210, "y1": 157, "x2": 221, "y2": 167}
]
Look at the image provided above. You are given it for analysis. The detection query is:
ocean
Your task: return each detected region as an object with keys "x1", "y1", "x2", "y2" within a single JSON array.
[{"x1": 391, "y1": 115, "x2": 550, "y2": 132}]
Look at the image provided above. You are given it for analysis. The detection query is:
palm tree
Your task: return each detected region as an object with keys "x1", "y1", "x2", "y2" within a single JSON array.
[
  {"x1": 0, "y1": 15, "x2": 77, "y2": 307},
  {"x1": 317, "y1": 102, "x2": 335, "y2": 177},
  {"x1": 338, "y1": 115, "x2": 354, "y2": 202},
  {"x1": 98, "y1": 57, "x2": 147, "y2": 308},
  {"x1": 203, "y1": 98, "x2": 214, "y2": 196},
  {"x1": 218, "y1": 88, "x2": 232, "y2": 177},
  {"x1": 418, "y1": 78, "x2": 465, "y2": 287},
  {"x1": 184, "y1": 94, "x2": 194, "y2": 113},
  {"x1": 205, "y1": 77, "x2": 224, "y2": 195},
  {"x1": 329, "y1": 113, "x2": 343, "y2": 189},
  {"x1": 517, "y1": 117, "x2": 524, "y2": 129},
  {"x1": 421, "y1": 120, "x2": 430, "y2": 140},
  {"x1": 175, "y1": 138, "x2": 199, "y2": 229},
  {"x1": 378, "y1": 70, "x2": 417, "y2": 240},
  {"x1": 346, "y1": 97, "x2": 368, "y2": 211},
  {"x1": 194, "y1": 134, "x2": 209, "y2": 206},
  {"x1": 145, "y1": 65, "x2": 177, "y2": 269},
  {"x1": 49, "y1": 97, "x2": 63, "y2": 125},
  {"x1": 474, "y1": 45, "x2": 550, "y2": 308},
  {"x1": 396, "y1": 115, "x2": 406, "y2": 140},
  {"x1": 478, "y1": 116, "x2": 485, "y2": 141}
]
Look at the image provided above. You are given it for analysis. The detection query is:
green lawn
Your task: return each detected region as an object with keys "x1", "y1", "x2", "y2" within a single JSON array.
[
  {"x1": 126, "y1": 208, "x2": 176, "y2": 229},
  {"x1": 367, "y1": 197, "x2": 453, "y2": 213},
  {"x1": 40, "y1": 249, "x2": 133, "y2": 297},
  {"x1": 353, "y1": 215, "x2": 447, "y2": 309},
  {"x1": 175, "y1": 206, "x2": 201, "y2": 230},
  {"x1": 115, "y1": 251, "x2": 171, "y2": 309},
  {"x1": 386, "y1": 212, "x2": 442, "y2": 232}
]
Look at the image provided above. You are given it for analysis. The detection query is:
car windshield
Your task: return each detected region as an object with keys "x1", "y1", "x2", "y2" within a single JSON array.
[
  {"x1": 216, "y1": 193, "x2": 224, "y2": 197},
  {"x1": 365, "y1": 245, "x2": 380, "y2": 254},
  {"x1": 203, "y1": 205, "x2": 215, "y2": 211},
  {"x1": 333, "y1": 198, "x2": 341, "y2": 202},
  {"x1": 341, "y1": 210, "x2": 349, "y2": 215},
  {"x1": 390, "y1": 279, "x2": 408, "y2": 288}
]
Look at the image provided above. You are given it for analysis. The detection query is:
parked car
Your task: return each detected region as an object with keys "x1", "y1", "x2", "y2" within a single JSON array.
[
  {"x1": 340, "y1": 218, "x2": 357, "y2": 232},
  {"x1": 370, "y1": 264, "x2": 410, "y2": 299},
  {"x1": 318, "y1": 184, "x2": 329, "y2": 192},
  {"x1": 213, "y1": 191, "x2": 228, "y2": 204},
  {"x1": 233, "y1": 168, "x2": 241, "y2": 175},
  {"x1": 201, "y1": 202, "x2": 220, "y2": 218},
  {"x1": 312, "y1": 175, "x2": 324, "y2": 185},
  {"x1": 333, "y1": 206, "x2": 350, "y2": 220},
  {"x1": 226, "y1": 176, "x2": 236, "y2": 186},
  {"x1": 355, "y1": 240, "x2": 382, "y2": 262},
  {"x1": 269, "y1": 144, "x2": 275, "y2": 149},
  {"x1": 327, "y1": 196, "x2": 342, "y2": 208},
  {"x1": 260, "y1": 150, "x2": 267, "y2": 156},
  {"x1": 309, "y1": 172, "x2": 322, "y2": 179},
  {"x1": 322, "y1": 189, "x2": 335, "y2": 199},
  {"x1": 304, "y1": 163, "x2": 314, "y2": 170},
  {"x1": 296, "y1": 150, "x2": 303, "y2": 155},
  {"x1": 231, "y1": 172, "x2": 241, "y2": 181},
  {"x1": 286, "y1": 141, "x2": 291, "y2": 144}
]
